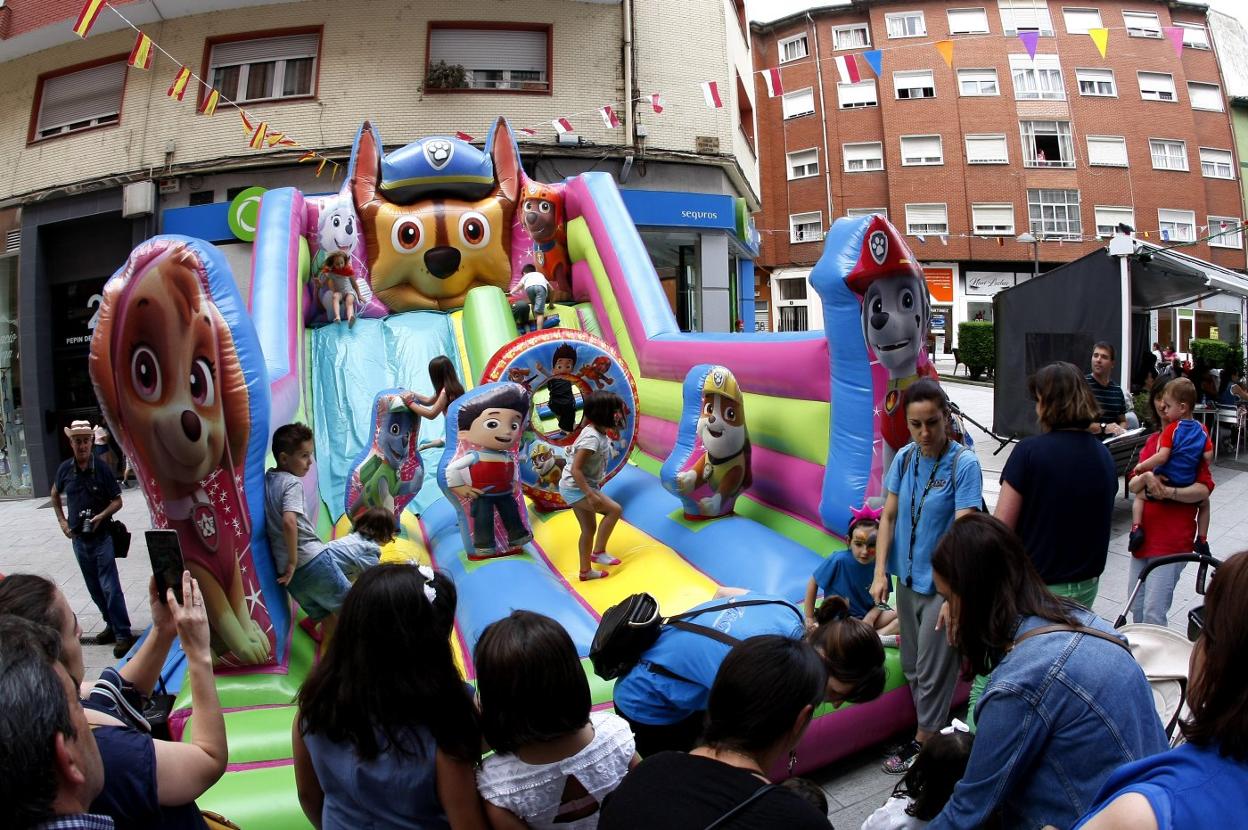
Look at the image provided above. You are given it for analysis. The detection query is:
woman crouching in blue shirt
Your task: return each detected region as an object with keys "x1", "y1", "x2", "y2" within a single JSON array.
[{"x1": 925, "y1": 514, "x2": 1166, "y2": 830}]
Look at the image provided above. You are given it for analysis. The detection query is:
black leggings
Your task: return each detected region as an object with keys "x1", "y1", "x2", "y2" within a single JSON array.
[{"x1": 619, "y1": 709, "x2": 705, "y2": 758}]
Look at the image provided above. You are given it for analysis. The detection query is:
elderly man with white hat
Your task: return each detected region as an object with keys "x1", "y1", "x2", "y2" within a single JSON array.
[{"x1": 49, "y1": 420, "x2": 134, "y2": 658}]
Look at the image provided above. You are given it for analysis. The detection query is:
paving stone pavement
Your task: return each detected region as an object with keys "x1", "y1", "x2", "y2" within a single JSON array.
[{"x1": 3, "y1": 377, "x2": 1243, "y2": 829}]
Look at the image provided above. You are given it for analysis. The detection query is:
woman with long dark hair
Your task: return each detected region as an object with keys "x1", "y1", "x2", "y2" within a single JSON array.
[
  {"x1": 923, "y1": 514, "x2": 1166, "y2": 829},
  {"x1": 293, "y1": 565, "x2": 486, "y2": 829},
  {"x1": 1074, "y1": 549, "x2": 1248, "y2": 828}
]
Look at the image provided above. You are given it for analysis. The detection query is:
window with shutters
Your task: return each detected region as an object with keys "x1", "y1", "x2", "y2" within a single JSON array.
[
  {"x1": 894, "y1": 70, "x2": 935, "y2": 99},
  {"x1": 973, "y1": 204, "x2": 1015, "y2": 235},
  {"x1": 1087, "y1": 135, "x2": 1128, "y2": 167},
  {"x1": 1157, "y1": 209, "x2": 1195, "y2": 242},
  {"x1": 426, "y1": 24, "x2": 551, "y2": 92},
  {"x1": 999, "y1": 0, "x2": 1054, "y2": 35},
  {"x1": 1138, "y1": 72, "x2": 1177, "y2": 101},
  {"x1": 1199, "y1": 148, "x2": 1234, "y2": 179},
  {"x1": 787, "y1": 148, "x2": 819, "y2": 179},
  {"x1": 783, "y1": 88, "x2": 816, "y2": 118},
  {"x1": 779, "y1": 34, "x2": 809, "y2": 63},
  {"x1": 843, "y1": 142, "x2": 884, "y2": 172},
  {"x1": 905, "y1": 204, "x2": 949, "y2": 235},
  {"x1": 886, "y1": 12, "x2": 926, "y2": 38},
  {"x1": 833, "y1": 24, "x2": 871, "y2": 49},
  {"x1": 958, "y1": 68, "x2": 999, "y2": 96},
  {"x1": 1150, "y1": 139, "x2": 1188, "y2": 171},
  {"x1": 1027, "y1": 189, "x2": 1082, "y2": 239},
  {"x1": 1020, "y1": 121, "x2": 1075, "y2": 167},
  {"x1": 1010, "y1": 54, "x2": 1064, "y2": 100},
  {"x1": 1062, "y1": 8, "x2": 1102, "y2": 34},
  {"x1": 948, "y1": 8, "x2": 990, "y2": 34},
  {"x1": 1188, "y1": 82, "x2": 1223, "y2": 112},
  {"x1": 838, "y1": 80, "x2": 878, "y2": 108},
  {"x1": 1124, "y1": 11, "x2": 1162, "y2": 38},
  {"x1": 1094, "y1": 206, "x2": 1135, "y2": 237},
  {"x1": 847, "y1": 207, "x2": 889, "y2": 218},
  {"x1": 966, "y1": 134, "x2": 1009, "y2": 164},
  {"x1": 31, "y1": 58, "x2": 126, "y2": 141},
  {"x1": 207, "y1": 30, "x2": 320, "y2": 104},
  {"x1": 1176, "y1": 23, "x2": 1210, "y2": 49},
  {"x1": 901, "y1": 135, "x2": 943, "y2": 165},
  {"x1": 1076, "y1": 68, "x2": 1115, "y2": 96},
  {"x1": 1207, "y1": 216, "x2": 1243, "y2": 249},
  {"x1": 790, "y1": 212, "x2": 824, "y2": 243}
]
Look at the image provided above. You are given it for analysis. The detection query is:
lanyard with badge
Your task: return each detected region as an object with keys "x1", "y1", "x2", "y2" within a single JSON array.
[{"x1": 905, "y1": 443, "x2": 949, "y2": 588}]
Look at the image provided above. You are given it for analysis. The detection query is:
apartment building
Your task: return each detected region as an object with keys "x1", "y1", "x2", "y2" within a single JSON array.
[
  {"x1": 0, "y1": 0, "x2": 760, "y2": 494},
  {"x1": 751, "y1": 0, "x2": 1243, "y2": 350}
]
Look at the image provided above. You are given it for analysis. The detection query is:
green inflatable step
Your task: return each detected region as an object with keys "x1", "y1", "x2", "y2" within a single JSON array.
[
  {"x1": 182, "y1": 704, "x2": 296, "y2": 766},
  {"x1": 196, "y1": 762, "x2": 312, "y2": 830}
]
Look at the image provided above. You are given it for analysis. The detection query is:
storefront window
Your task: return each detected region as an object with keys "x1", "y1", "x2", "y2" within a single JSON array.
[
  {"x1": 0, "y1": 256, "x2": 32, "y2": 497},
  {"x1": 640, "y1": 230, "x2": 701, "y2": 331}
]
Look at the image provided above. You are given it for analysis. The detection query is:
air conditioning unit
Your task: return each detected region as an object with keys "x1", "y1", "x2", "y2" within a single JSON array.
[
  {"x1": 122, "y1": 181, "x2": 156, "y2": 217},
  {"x1": 158, "y1": 178, "x2": 180, "y2": 195}
]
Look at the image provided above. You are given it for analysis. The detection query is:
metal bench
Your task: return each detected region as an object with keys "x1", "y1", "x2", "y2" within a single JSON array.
[{"x1": 1104, "y1": 428, "x2": 1151, "y2": 499}]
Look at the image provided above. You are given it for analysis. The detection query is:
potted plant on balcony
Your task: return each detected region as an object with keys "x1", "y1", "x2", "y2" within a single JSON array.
[{"x1": 424, "y1": 61, "x2": 468, "y2": 91}]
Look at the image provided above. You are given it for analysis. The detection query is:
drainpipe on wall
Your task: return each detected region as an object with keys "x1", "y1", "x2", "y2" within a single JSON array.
[
  {"x1": 623, "y1": 0, "x2": 635, "y2": 152},
  {"x1": 807, "y1": 13, "x2": 835, "y2": 231}
]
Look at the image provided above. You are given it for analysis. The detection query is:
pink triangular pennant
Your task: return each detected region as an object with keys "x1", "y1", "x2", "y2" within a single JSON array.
[
  {"x1": 1018, "y1": 31, "x2": 1039, "y2": 59},
  {"x1": 1163, "y1": 26, "x2": 1185, "y2": 58}
]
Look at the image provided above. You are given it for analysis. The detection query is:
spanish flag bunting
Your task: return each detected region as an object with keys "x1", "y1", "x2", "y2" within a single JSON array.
[
  {"x1": 240, "y1": 111, "x2": 254, "y2": 136},
  {"x1": 316, "y1": 157, "x2": 329, "y2": 177},
  {"x1": 265, "y1": 131, "x2": 286, "y2": 147},
  {"x1": 167, "y1": 66, "x2": 191, "y2": 101},
  {"x1": 198, "y1": 89, "x2": 220, "y2": 116},
  {"x1": 455, "y1": 131, "x2": 475, "y2": 141},
  {"x1": 128, "y1": 32, "x2": 154, "y2": 70},
  {"x1": 298, "y1": 151, "x2": 317, "y2": 162},
  {"x1": 73, "y1": 0, "x2": 108, "y2": 38},
  {"x1": 277, "y1": 138, "x2": 297, "y2": 147},
  {"x1": 248, "y1": 121, "x2": 268, "y2": 150}
]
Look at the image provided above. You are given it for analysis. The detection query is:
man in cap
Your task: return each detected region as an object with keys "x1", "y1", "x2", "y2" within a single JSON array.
[{"x1": 49, "y1": 421, "x2": 134, "y2": 658}]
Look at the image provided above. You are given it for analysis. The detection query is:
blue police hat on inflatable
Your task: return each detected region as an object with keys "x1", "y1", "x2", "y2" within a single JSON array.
[{"x1": 377, "y1": 133, "x2": 496, "y2": 204}]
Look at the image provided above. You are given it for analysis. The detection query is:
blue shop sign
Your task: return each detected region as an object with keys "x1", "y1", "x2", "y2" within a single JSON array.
[{"x1": 620, "y1": 190, "x2": 737, "y2": 232}]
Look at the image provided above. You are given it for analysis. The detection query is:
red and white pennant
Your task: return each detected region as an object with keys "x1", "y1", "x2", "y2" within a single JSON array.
[
  {"x1": 762, "y1": 67, "x2": 783, "y2": 97},
  {"x1": 701, "y1": 81, "x2": 723, "y2": 109}
]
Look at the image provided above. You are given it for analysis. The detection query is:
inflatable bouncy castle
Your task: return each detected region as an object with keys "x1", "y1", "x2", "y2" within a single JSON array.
[{"x1": 88, "y1": 116, "x2": 951, "y2": 827}]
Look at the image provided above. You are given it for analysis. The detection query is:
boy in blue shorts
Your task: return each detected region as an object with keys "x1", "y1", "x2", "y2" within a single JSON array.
[
  {"x1": 265, "y1": 423, "x2": 388, "y2": 640},
  {"x1": 804, "y1": 506, "x2": 900, "y2": 638}
]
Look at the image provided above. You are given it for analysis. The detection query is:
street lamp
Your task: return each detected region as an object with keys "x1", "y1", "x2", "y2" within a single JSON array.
[{"x1": 1016, "y1": 232, "x2": 1039, "y2": 279}]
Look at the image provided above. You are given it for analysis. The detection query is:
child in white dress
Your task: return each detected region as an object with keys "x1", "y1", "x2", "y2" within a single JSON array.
[
  {"x1": 476, "y1": 610, "x2": 638, "y2": 829},
  {"x1": 862, "y1": 725, "x2": 973, "y2": 830}
]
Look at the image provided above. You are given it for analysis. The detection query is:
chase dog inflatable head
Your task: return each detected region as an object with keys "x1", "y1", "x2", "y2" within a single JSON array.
[
  {"x1": 89, "y1": 238, "x2": 279, "y2": 667},
  {"x1": 344, "y1": 389, "x2": 427, "y2": 521},
  {"x1": 350, "y1": 118, "x2": 521, "y2": 311},
  {"x1": 661, "y1": 364, "x2": 753, "y2": 519}
]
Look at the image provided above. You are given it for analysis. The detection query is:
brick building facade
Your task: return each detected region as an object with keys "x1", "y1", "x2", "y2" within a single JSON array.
[{"x1": 751, "y1": 0, "x2": 1244, "y2": 347}]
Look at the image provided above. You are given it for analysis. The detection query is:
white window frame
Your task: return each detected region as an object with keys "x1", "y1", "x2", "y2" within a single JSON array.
[
  {"x1": 1020, "y1": 120, "x2": 1076, "y2": 168},
  {"x1": 1158, "y1": 208, "x2": 1196, "y2": 242},
  {"x1": 1010, "y1": 54, "x2": 1065, "y2": 100},
  {"x1": 947, "y1": 8, "x2": 990, "y2": 34},
  {"x1": 998, "y1": 0, "x2": 1055, "y2": 36},
  {"x1": 1138, "y1": 71, "x2": 1177, "y2": 102},
  {"x1": 1207, "y1": 216, "x2": 1243, "y2": 249},
  {"x1": 972, "y1": 203, "x2": 1016, "y2": 235},
  {"x1": 1027, "y1": 188, "x2": 1082, "y2": 240},
  {"x1": 1086, "y1": 135, "x2": 1128, "y2": 167},
  {"x1": 778, "y1": 33, "x2": 809, "y2": 63},
  {"x1": 886, "y1": 11, "x2": 927, "y2": 39},
  {"x1": 1094, "y1": 206, "x2": 1135, "y2": 237},
  {"x1": 847, "y1": 207, "x2": 889, "y2": 219},
  {"x1": 958, "y1": 68, "x2": 999, "y2": 96},
  {"x1": 838, "y1": 80, "x2": 878, "y2": 109},
  {"x1": 210, "y1": 32, "x2": 321, "y2": 105},
  {"x1": 843, "y1": 141, "x2": 885, "y2": 172},
  {"x1": 965, "y1": 133, "x2": 1010, "y2": 164},
  {"x1": 1062, "y1": 7, "x2": 1103, "y2": 34},
  {"x1": 782, "y1": 87, "x2": 816, "y2": 119},
  {"x1": 832, "y1": 23, "x2": 871, "y2": 50},
  {"x1": 1150, "y1": 138, "x2": 1188, "y2": 171},
  {"x1": 33, "y1": 60, "x2": 126, "y2": 140},
  {"x1": 905, "y1": 203, "x2": 949, "y2": 235},
  {"x1": 894, "y1": 69, "x2": 936, "y2": 100},
  {"x1": 1188, "y1": 82, "x2": 1224, "y2": 112},
  {"x1": 1199, "y1": 147, "x2": 1234, "y2": 179},
  {"x1": 900, "y1": 134, "x2": 944, "y2": 166},
  {"x1": 790, "y1": 212, "x2": 824, "y2": 243},
  {"x1": 787, "y1": 148, "x2": 820, "y2": 180},
  {"x1": 1123, "y1": 11, "x2": 1162, "y2": 38},
  {"x1": 1176, "y1": 22, "x2": 1210, "y2": 49},
  {"x1": 1076, "y1": 68, "x2": 1116, "y2": 97}
]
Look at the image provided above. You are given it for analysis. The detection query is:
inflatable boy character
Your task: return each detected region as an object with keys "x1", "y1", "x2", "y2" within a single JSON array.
[
  {"x1": 670, "y1": 365, "x2": 752, "y2": 518},
  {"x1": 345, "y1": 390, "x2": 432, "y2": 521},
  {"x1": 444, "y1": 384, "x2": 534, "y2": 557},
  {"x1": 846, "y1": 221, "x2": 935, "y2": 476}
]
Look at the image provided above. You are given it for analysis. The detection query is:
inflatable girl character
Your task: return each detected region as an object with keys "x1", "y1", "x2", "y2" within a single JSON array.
[
  {"x1": 90, "y1": 241, "x2": 273, "y2": 666},
  {"x1": 846, "y1": 219, "x2": 936, "y2": 477}
]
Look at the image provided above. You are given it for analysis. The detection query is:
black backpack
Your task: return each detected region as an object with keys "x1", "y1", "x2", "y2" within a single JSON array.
[{"x1": 589, "y1": 593, "x2": 800, "y2": 681}]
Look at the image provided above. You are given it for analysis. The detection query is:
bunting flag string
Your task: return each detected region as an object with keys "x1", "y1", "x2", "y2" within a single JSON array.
[
  {"x1": 198, "y1": 89, "x2": 219, "y2": 116},
  {"x1": 762, "y1": 67, "x2": 783, "y2": 98},
  {"x1": 701, "y1": 80, "x2": 724, "y2": 109},
  {"x1": 863, "y1": 50, "x2": 883, "y2": 78},
  {"x1": 73, "y1": 0, "x2": 107, "y2": 38},
  {"x1": 454, "y1": 131, "x2": 475, "y2": 142},
  {"x1": 127, "y1": 31, "x2": 154, "y2": 69},
  {"x1": 166, "y1": 65, "x2": 191, "y2": 101},
  {"x1": 1163, "y1": 26, "x2": 1185, "y2": 58},
  {"x1": 1089, "y1": 28, "x2": 1110, "y2": 58},
  {"x1": 650, "y1": 93, "x2": 665, "y2": 114},
  {"x1": 832, "y1": 54, "x2": 861, "y2": 85},
  {"x1": 1018, "y1": 30, "x2": 1040, "y2": 59},
  {"x1": 599, "y1": 105, "x2": 621, "y2": 129},
  {"x1": 552, "y1": 117, "x2": 574, "y2": 135},
  {"x1": 935, "y1": 39, "x2": 954, "y2": 68}
]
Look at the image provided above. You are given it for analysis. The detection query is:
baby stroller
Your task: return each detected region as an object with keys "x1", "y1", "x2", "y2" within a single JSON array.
[{"x1": 1114, "y1": 552, "x2": 1220, "y2": 746}]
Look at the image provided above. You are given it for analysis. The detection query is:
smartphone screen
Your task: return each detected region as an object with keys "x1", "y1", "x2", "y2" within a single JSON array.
[{"x1": 146, "y1": 530, "x2": 185, "y2": 605}]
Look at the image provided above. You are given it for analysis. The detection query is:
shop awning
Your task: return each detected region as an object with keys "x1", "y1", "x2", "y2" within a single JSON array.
[{"x1": 1128, "y1": 239, "x2": 1248, "y2": 310}]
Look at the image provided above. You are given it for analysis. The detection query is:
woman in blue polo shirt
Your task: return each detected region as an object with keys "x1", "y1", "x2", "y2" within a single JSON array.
[
  {"x1": 870, "y1": 379, "x2": 983, "y2": 774},
  {"x1": 613, "y1": 591, "x2": 886, "y2": 758}
]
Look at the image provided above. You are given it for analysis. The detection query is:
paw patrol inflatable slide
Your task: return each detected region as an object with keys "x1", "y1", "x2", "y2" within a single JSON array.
[{"x1": 89, "y1": 118, "x2": 948, "y2": 828}]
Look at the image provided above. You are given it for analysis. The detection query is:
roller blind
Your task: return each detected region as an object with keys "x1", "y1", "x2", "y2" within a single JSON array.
[
  {"x1": 211, "y1": 33, "x2": 319, "y2": 67},
  {"x1": 1188, "y1": 83, "x2": 1223, "y2": 111},
  {"x1": 428, "y1": 28, "x2": 547, "y2": 72},
  {"x1": 947, "y1": 8, "x2": 989, "y2": 33},
  {"x1": 901, "y1": 135, "x2": 942, "y2": 160},
  {"x1": 37, "y1": 61, "x2": 126, "y2": 132},
  {"x1": 1087, "y1": 136, "x2": 1127, "y2": 165},
  {"x1": 906, "y1": 204, "x2": 947, "y2": 224},
  {"x1": 843, "y1": 142, "x2": 882, "y2": 162},
  {"x1": 838, "y1": 80, "x2": 876, "y2": 106},
  {"x1": 966, "y1": 134, "x2": 1008, "y2": 162},
  {"x1": 973, "y1": 204, "x2": 1015, "y2": 228}
]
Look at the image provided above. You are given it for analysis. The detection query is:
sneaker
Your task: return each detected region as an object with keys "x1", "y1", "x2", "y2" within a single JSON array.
[
  {"x1": 112, "y1": 635, "x2": 138, "y2": 659},
  {"x1": 882, "y1": 740, "x2": 921, "y2": 774},
  {"x1": 878, "y1": 634, "x2": 900, "y2": 648},
  {"x1": 1193, "y1": 539, "x2": 1212, "y2": 557},
  {"x1": 506, "y1": 531, "x2": 534, "y2": 548},
  {"x1": 592, "y1": 551, "x2": 621, "y2": 566},
  {"x1": 82, "y1": 626, "x2": 115, "y2": 646},
  {"x1": 1128, "y1": 526, "x2": 1146, "y2": 553}
]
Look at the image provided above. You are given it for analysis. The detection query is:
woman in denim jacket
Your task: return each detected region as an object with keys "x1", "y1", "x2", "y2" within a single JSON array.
[{"x1": 925, "y1": 514, "x2": 1167, "y2": 830}]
